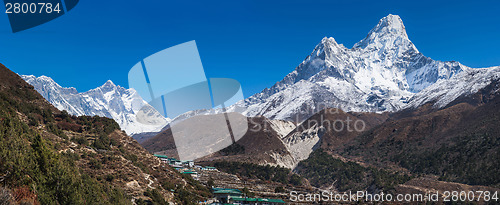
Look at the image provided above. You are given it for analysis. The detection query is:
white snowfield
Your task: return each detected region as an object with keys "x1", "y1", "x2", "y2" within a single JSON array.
[
  {"x1": 407, "y1": 66, "x2": 500, "y2": 109},
  {"x1": 21, "y1": 75, "x2": 170, "y2": 135}
]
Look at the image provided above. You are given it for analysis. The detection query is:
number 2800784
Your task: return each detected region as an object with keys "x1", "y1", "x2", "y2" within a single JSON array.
[{"x1": 5, "y1": 3, "x2": 61, "y2": 14}]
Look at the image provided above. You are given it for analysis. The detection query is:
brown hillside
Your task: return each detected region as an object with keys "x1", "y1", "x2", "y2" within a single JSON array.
[{"x1": 0, "y1": 63, "x2": 210, "y2": 204}]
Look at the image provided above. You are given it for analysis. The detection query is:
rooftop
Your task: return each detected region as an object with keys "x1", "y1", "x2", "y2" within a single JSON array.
[
  {"x1": 182, "y1": 171, "x2": 198, "y2": 174},
  {"x1": 212, "y1": 188, "x2": 242, "y2": 195},
  {"x1": 231, "y1": 197, "x2": 285, "y2": 203},
  {"x1": 153, "y1": 154, "x2": 170, "y2": 159}
]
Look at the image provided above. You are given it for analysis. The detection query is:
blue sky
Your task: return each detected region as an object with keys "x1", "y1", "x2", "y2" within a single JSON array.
[{"x1": 0, "y1": 0, "x2": 499, "y2": 97}]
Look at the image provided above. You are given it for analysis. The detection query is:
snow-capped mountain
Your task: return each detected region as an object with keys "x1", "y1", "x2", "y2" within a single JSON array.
[
  {"x1": 229, "y1": 14, "x2": 467, "y2": 122},
  {"x1": 21, "y1": 75, "x2": 169, "y2": 135},
  {"x1": 407, "y1": 66, "x2": 500, "y2": 109},
  {"x1": 20, "y1": 14, "x2": 499, "y2": 138}
]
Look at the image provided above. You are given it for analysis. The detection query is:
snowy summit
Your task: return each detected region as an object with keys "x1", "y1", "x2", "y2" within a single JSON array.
[{"x1": 227, "y1": 14, "x2": 478, "y2": 122}]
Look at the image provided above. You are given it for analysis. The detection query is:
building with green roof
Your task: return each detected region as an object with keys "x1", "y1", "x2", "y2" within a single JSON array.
[
  {"x1": 211, "y1": 188, "x2": 285, "y2": 204},
  {"x1": 153, "y1": 154, "x2": 169, "y2": 159},
  {"x1": 229, "y1": 197, "x2": 285, "y2": 205},
  {"x1": 212, "y1": 188, "x2": 243, "y2": 204}
]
